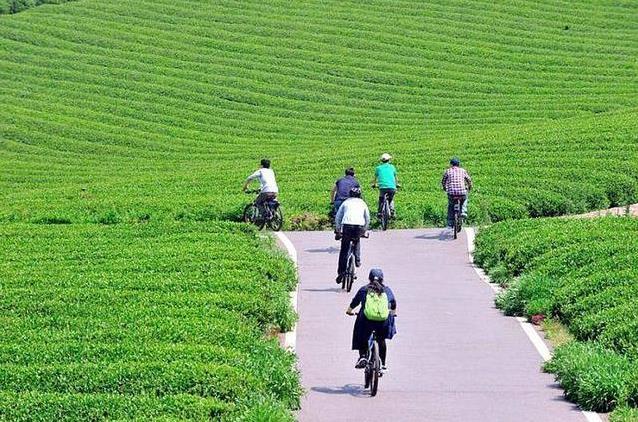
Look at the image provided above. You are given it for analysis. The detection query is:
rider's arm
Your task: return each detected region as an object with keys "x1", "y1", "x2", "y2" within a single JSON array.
[
  {"x1": 330, "y1": 185, "x2": 337, "y2": 203},
  {"x1": 244, "y1": 170, "x2": 260, "y2": 191},
  {"x1": 363, "y1": 205, "x2": 370, "y2": 230},
  {"x1": 441, "y1": 170, "x2": 448, "y2": 191},
  {"x1": 386, "y1": 287, "x2": 397, "y2": 315},
  {"x1": 346, "y1": 287, "x2": 365, "y2": 314},
  {"x1": 335, "y1": 201, "x2": 346, "y2": 232},
  {"x1": 464, "y1": 170, "x2": 473, "y2": 191}
]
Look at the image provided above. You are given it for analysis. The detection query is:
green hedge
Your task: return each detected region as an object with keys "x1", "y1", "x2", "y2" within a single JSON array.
[
  {"x1": 0, "y1": 222, "x2": 300, "y2": 419},
  {"x1": 475, "y1": 217, "x2": 638, "y2": 416}
]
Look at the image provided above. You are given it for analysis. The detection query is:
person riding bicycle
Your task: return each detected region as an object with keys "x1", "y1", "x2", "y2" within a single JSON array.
[
  {"x1": 372, "y1": 153, "x2": 399, "y2": 219},
  {"x1": 441, "y1": 157, "x2": 472, "y2": 228},
  {"x1": 330, "y1": 167, "x2": 360, "y2": 217},
  {"x1": 243, "y1": 159, "x2": 279, "y2": 214},
  {"x1": 346, "y1": 268, "x2": 397, "y2": 372},
  {"x1": 334, "y1": 187, "x2": 370, "y2": 284}
]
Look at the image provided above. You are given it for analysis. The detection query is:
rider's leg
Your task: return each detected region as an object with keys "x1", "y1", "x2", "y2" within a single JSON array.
[
  {"x1": 446, "y1": 194, "x2": 454, "y2": 227},
  {"x1": 461, "y1": 194, "x2": 468, "y2": 218},
  {"x1": 377, "y1": 191, "x2": 385, "y2": 217},
  {"x1": 378, "y1": 339, "x2": 387, "y2": 366},
  {"x1": 352, "y1": 232, "x2": 361, "y2": 267},
  {"x1": 386, "y1": 189, "x2": 396, "y2": 216},
  {"x1": 337, "y1": 235, "x2": 350, "y2": 280}
]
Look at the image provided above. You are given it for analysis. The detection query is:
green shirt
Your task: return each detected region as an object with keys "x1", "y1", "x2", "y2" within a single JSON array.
[{"x1": 375, "y1": 163, "x2": 397, "y2": 189}]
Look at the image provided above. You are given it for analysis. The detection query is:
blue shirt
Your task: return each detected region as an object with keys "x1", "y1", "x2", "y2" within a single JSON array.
[{"x1": 335, "y1": 175, "x2": 360, "y2": 202}]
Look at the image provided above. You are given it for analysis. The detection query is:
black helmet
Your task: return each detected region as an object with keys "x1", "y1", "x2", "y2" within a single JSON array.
[
  {"x1": 349, "y1": 187, "x2": 362, "y2": 198},
  {"x1": 368, "y1": 268, "x2": 384, "y2": 281},
  {"x1": 450, "y1": 157, "x2": 460, "y2": 166}
]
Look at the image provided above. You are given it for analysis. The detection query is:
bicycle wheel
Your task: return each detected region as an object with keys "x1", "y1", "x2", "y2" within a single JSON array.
[
  {"x1": 380, "y1": 199, "x2": 389, "y2": 231},
  {"x1": 243, "y1": 204, "x2": 265, "y2": 230},
  {"x1": 370, "y1": 341, "x2": 380, "y2": 396},
  {"x1": 346, "y1": 254, "x2": 355, "y2": 292},
  {"x1": 267, "y1": 206, "x2": 284, "y2": 231},
  {"x1": 364, "y1": 364, "x2": 371, "y2": 389},
  {"x1": 453, "y1": 212, "x2": 459, "y2": 239}
]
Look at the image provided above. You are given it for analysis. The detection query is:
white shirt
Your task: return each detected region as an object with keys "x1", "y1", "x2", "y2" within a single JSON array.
[
  {"x1": 247, "y1": 168, "x2": 279, "y2": 193},
  {"x1": 335, "y1": 198, "x2": 370, "y2": 231}
]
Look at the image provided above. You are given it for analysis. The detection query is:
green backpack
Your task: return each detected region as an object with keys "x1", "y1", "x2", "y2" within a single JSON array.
[{"x1": 364, "y1": 291, "x2": 389, "y2": 321}]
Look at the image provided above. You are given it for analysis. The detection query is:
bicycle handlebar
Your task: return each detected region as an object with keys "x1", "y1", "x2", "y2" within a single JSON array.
[{"x1": 244, "y1": 189, "x2": 261, "y2": 194}]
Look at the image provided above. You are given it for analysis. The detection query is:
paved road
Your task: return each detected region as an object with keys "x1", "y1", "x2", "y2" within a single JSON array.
[{"x1": 285, "y1": 229, "x2": 587, "y2": 422}]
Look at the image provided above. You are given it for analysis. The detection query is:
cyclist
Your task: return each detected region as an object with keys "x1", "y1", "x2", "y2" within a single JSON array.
[
  {"x1": 330, "y1": 167, "x2": 360, "y2": 217},
  {"x1": 372, "y1": 153, "x2": 399, "y2": 219},
  {"x1": 441, "y1": 157, "x2": 472, "y2": 228},
  {"x1": 346, "y1": 268, "x2": 397, "y2": 372},
  {"x1": 334, "y1": 187, "x2": 370, "y2": 284},
  {"x1": 243, "y1": 159, "x2": 279, "y2": 214}
]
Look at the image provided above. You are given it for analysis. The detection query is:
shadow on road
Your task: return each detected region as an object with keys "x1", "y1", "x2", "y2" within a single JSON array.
[
  {"x1": 302, "y1": 287, "x2": 344, "y2": 293},
  {"x1": 305, "y1": 246, "x2": 340, "y2": 254},
  {"x1": 414, "y1": 230, "x2": 451, "y2": 241},
  {"x1": 311, "y1": 384, "x2": 368, "y2": 397}
]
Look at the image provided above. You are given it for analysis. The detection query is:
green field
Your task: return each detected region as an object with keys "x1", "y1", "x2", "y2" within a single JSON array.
[
  {"x1": 1, "y1": 0, "x2": 638, "y2": 419},
  {"x1": 0, "y1": 222, "x2": 300, "y2": 420},
  {"x1": 475, "y1": 217, "x2": 638, "y2": 416},
  {"x1": 1, "y1": 0, "x2": 637, "y2": 227}
]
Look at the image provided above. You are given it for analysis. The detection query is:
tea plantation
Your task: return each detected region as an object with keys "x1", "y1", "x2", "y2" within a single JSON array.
[
  {"x1": 1, "y1": 0, "x2": 638, "y2": 420},
  {"x1": 1, "y1": 0, "x2": 637, "y2": 227},
  {"x1": 0, "y1": 222, "x2": 300, "y2": 420},
  {"x1": 474, "y1": 217, "x2": 638, "y2": 419}
]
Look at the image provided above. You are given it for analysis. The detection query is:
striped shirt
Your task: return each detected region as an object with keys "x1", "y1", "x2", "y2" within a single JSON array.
[{"x1": 442, "y1": 167, "x2": 472, "y2": 196}]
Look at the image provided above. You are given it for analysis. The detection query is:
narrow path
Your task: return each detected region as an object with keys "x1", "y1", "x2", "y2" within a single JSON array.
[{"x1": 285, "y1": 229, "x2": 587, "y2": 422}]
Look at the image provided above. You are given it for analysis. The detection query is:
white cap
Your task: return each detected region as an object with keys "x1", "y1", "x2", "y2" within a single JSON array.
[{"x1": 380, "y1": 153, "x2": 392, "y2": 162}]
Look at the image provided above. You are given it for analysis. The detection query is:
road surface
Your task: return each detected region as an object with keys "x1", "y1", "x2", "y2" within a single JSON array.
[{"x1": 284, "y1": 228, "x2": 588, "y2": 422}]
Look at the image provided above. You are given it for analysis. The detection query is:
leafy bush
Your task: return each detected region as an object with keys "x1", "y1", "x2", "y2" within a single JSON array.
[
  {"x1": 0, "y1": 222, "x2": 301, "y2": 419},
  {"x1": 476, "y1": 217, "x2": 638, "y2": 415}
]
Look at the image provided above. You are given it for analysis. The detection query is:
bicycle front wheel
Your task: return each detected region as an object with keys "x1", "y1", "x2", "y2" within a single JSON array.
[{"x1": 243, "y1": 204, "x2": 265, "y2": 230}]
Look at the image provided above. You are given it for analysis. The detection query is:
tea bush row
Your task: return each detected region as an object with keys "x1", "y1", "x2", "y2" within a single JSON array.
[
  {"x1": 1, "y1": 0, "x2": 637, "y2": 229},
  {"x1": 0, "y1": 221, "x2": 301, "y2": 420},
  {"x1": 475, "y1": 217, "x2": 638, "y2": 415}
]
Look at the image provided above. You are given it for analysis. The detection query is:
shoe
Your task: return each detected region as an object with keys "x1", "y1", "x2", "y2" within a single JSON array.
[
  {"x1": 381, "y1": 365, "x2": 388, "y2": 374},
  {"x1": 336, "y1": 274, "x2": 343, "y2": 284},
  {"x1": 355, "y1": 357, "x2": 368, "y2": 369},
  {"x1": 355, "y1": 260, "x2": 361, "y2": 268}
]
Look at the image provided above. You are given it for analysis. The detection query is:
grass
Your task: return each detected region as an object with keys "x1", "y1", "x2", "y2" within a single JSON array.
[{"x1": 475, "y1": 217, "x2": 638, "y2": 416}]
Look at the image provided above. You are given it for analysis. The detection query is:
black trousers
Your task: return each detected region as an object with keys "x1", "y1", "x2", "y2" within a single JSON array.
[
  {"x1": 446, "y1": 194, "x2": 467, "y2": 227},
  {"x1": 377, "y1": 188, "x2": 396, "y2": 216},
  {"x1": 337, "y1": 224, "x2": 363, "y2": 275}
]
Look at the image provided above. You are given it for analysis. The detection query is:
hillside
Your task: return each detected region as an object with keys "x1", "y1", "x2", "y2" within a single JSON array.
[{"x1": 1, "y1": 0, "x2": 637, "y2": 226}]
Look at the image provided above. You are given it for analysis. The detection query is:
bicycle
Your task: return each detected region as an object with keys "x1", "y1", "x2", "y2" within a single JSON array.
[
  {"x1": 341, "y1": 232, "x2": 369, "y2": 293},
  {"x1": 242, "y1": 190, "x2": 283, "y2": 231},
  {"x1": 373, "y1": 186, "x2": 397, "y2": 231},
  {"x1": 451, "y1": 195, "x2": 465, "y2": 239},
  {"x1": 363, "y1": 330, "x2": 382, "y2": 396},
  {"x1": 347, "y1": 311, "x2": 383, "y2": 397}
]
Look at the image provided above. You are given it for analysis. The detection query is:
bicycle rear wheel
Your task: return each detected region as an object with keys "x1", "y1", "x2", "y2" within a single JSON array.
[
  {"x1": 346, "y1": 255, "x2": 355, "y2": 292},
  {"x1": 268, "y1": 206, "x2": 283, "y2": 231},
  {"x1": 370, "y1": 341, "x2": 380, "y2": 396},
  {"x1": 380, "y1": 199, "x2": 389, "y2": 231},
  {"x1": 453, "y1": 212, "x2": 459, "y2": 239}
]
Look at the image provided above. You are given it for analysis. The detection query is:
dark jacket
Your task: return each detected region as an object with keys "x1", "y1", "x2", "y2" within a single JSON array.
[{"x1": 350, "y1": 284, "x2": 397, "y2": 350}]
